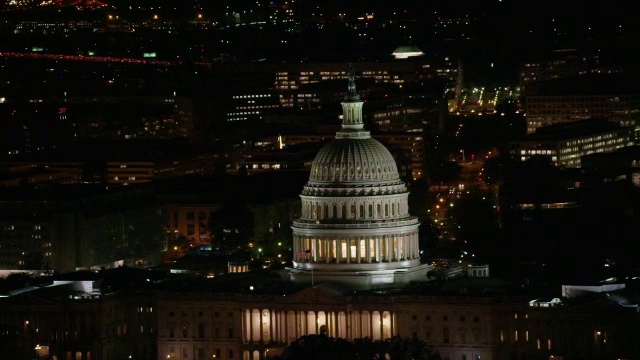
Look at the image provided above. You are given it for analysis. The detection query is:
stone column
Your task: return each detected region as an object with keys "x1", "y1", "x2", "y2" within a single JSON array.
[
  {"x1": 242, "y1": 309, "x2": 247, "y2": 343},
  {"x1": 284, "y1": 311, "x2": 289, "y2": 343},
  {"x1": 272, "y1": 310, "x2": 277, "y2": 341},
  {"x1": 346, "y1": 309, "x2": 352, "y2": 340},
  {"x1": 327, "y1": 311, "x2": 338, "y2": 337},
  {"x1": 322, "y1": 236, "x2": 331, "y2": 264},
  {"x1": 391, "y1": 311, "x2": 396, "y2": 337},
  {"x1": 249, "y1": 309, "x2": 254, "y2": 342},
  {"x1": 365, "y1": 237, "x2": 371, "y2": 263},
  {"x1": 346, "y1": 237, "x2": 351, "y2": 264},
  {"x1": 259, "y1": 310, "x2": 264, "y2": 341},
  {"x1": 313, "y1": 238, "x2": 318, "y2": 263},
  {"x1": 402, "y1": 234, "x2": 407, "y2": 260}
]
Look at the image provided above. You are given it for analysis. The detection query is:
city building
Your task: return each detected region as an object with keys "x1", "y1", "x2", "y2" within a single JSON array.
[
  {"x1": 580, "y1": 145, "x2": 640, "y2": 187},
  {"x1": 156, "y1": 277, "x2": 498, "y2": 360},
  {"x1": 0, "y1": 269, "x2": 158, "y2": 360},
  {"x1": 164, "y1": 204, "x2": 221, "y2": 254},
  {"x1": 518, "y1": 48, "x2": 621, "y2": 91},
  {"x1": 211, "y1": 59, "x2": 458, "y2": 124},
  {"x1": 0, "y1": 183, "x2": 166, "y2": 273},
  {"x1": 509, "y1": 118, "x2": 635, "y2": 168},
  {"x1": 234, "y1": 131, "x2": 425, "y2": 181},
  {"x1": 0, "y1": 139, "x2": 219, "y2": 187},
  {"x1": 524, "y1": 73, "x2": 640, "y2": 134},
  {"x1": 153, "y1": 271, "x2": 640, "y2": 360},
  {"x1": 153, "y1": 172, "x2": 307, "y2": 266},
  {"x1": 283, "y1": 67, "x2": 432, "y2": 290}
]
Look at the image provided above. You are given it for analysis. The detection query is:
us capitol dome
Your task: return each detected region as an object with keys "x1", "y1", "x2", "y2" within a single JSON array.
[{"x1": 285, "y1": 65, "x2": 433, "y2": 290}]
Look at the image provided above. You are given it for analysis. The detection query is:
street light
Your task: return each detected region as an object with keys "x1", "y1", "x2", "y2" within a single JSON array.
[{"x1": 460, "y1": 149, "x2": 465, "y2": 162}]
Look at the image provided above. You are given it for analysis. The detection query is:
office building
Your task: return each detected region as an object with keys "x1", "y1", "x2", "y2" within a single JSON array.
[
  {"x1": 510, "y1": 118, "x2": 635, "y2": 168},
  {"x1": 524, "y1": 73, "x2": 640, "y2": 134}
]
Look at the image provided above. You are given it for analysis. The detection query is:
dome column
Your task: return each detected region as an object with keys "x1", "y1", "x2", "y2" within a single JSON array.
[
  {"x1": 345, "y1": 237, "x2": 351, "y2": 264},
  {"x1": 326, "y1": 236, "x2": 331, "y2": 263},
  {"x1": 365, "y1": 237, "x2": 370, "y2": 263},
  {"x1": 312, "y1": 238, "x2": 318, "y2": 262}
]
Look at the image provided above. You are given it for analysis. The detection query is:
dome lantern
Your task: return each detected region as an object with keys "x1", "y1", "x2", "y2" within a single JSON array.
[{"x1": 338, "y1": 63, "x2": 368, "y2": 138}]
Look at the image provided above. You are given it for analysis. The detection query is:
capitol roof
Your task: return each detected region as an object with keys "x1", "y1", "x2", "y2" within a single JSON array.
[
  {"x1": 392, "y1": 45, "x2": 424, "y2": 59},
  {"x1": 309, "y1": 138, "x2": 400, "y2": 184},
  {"x1": 306, "y1": 65, "x2": 401, "y2": 185}
]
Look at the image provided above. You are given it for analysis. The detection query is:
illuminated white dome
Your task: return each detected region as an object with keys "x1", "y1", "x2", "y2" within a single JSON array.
[
  {"x1": 286, "y1": 64, "x2": 432, "y2": 290},
  {"x1": 308, "y1": 138, "x2": 400, "y2": 184},
  {"x1": 392, "y1": 45, "x2": 424, "y2": 59}
]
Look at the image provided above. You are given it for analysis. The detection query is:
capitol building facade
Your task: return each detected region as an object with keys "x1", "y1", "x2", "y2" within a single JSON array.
[
  {"x1": 286, "y1": 66, "x2": 432, "y2": 290},
  {"x1": 155, "y1": 69, "x2": 497, "y2": 360},
  {"x1": 152, "y1": 69, "x2": 556, "y2": 360}
]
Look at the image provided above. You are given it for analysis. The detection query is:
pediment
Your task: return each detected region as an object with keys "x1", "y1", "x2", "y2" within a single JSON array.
[{"x1": 281, "y1": 284, "x2": 348, "y2": 305}]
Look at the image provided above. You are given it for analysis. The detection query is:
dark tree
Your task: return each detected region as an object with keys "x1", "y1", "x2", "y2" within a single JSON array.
[
  {"x1": 279, "y1": 335, "x2": 440, "y2": 360},
  {"x1": 429, "y1": 161, "x2": 462, "y2": 187},
  {"x1": 209, "y1": 203, "x2": 254, "y2": 249}
]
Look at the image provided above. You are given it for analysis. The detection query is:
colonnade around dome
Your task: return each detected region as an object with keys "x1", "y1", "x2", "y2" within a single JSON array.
[
  {"x1": 303, "y1": 182, "x2": 406, "y2": 196},
  {"x1": 292, "y1": 232, "x2": 420, "y2": 264},
  {"x1": 300, "y1": 194, "x2": 410, "y2": 220}
]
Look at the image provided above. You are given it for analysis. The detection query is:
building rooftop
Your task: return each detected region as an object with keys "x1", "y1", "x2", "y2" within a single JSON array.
[
  {"x1": 525, "y1": 73, "x2": 640, "y2": 96},
  {"x1": 521, "y1": 118, "x2": 622, "y2": 142}
]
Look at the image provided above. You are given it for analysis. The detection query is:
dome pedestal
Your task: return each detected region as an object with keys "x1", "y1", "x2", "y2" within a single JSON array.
[{"x1": 284, "y1": 263, "x2": 434, "y2": 291}]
